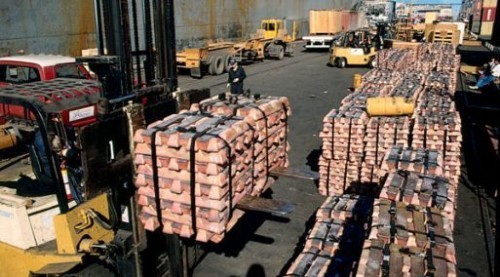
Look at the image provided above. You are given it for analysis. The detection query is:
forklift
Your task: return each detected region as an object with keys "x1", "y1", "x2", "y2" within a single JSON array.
[
  {"x1": 328, "y1": 29, "x2": 379, "y2": 69},
  {"x1": 0, "y1": 1, "x2": 296, "y2": 276},
  {"x1": 0, "y1": 0, "x2": 188, "y2": 275}
]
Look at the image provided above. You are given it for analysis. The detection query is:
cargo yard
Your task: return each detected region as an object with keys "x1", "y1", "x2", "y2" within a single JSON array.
[{"x1": 0, "y1": 0, "x2": 499, "y2": 277}]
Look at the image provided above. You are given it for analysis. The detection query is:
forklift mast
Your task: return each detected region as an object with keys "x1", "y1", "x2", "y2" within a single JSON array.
[{"x1": 85, "y1": 0, "x2": 178, "y2": 99}]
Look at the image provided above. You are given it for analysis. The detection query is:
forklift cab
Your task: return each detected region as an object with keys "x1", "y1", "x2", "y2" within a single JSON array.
[
  {"x1": 0, "y1": 78, "x2": 137, "y2": 275},
  {"x1": 329, "y1": 29, "x2": 378, "y2": 68}
]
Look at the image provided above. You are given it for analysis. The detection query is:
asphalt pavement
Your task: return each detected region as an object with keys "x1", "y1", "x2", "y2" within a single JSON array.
[{"x1": 178, "y1": 45, "x2": 494, "y2": 277}]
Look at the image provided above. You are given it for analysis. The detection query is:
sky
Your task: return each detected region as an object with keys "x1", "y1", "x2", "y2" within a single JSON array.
[{"x1": 394, "y1": 0, "x2": 463, "y2": 17}]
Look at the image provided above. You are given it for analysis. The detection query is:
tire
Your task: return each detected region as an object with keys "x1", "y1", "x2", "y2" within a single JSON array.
[
  {"x1": 209, "y1": 55, "x2": 225, "y2": 75},
  {"x1": 337, "y1": 58, "x2": 346, "y2": 68},
  {"x1": 71, "y1": 263, "x2": 116, "y2": 277},
  {"x1": 223, "y1": 55, "x2": 232, "y2": 72},
  {"x1": 277, "y1": 45, "x2": 285, "y2": 60},
  {"x1": 369, "y1": 57, "x2": 377, "y2": 69},
  {"x1": 207, "y1": 56, "x2": 215, "y2": 75}
]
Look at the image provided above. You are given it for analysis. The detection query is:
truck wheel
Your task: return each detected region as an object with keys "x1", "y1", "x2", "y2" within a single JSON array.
[
  {"x1": 207, "y1": 56, "x2": 215, "y2": 75},
  {"x1": 210, "y1": 56, "x2": 224, "y2": 75},
  {"x1": 369, "y1": 57, "x2": 377, "y2": 69},
  {"x1": 223, "y1": 55, "x2": 232, "y2": 72},
  {"x1": 337, "y1": 58, "x2": 346, "y2": 68},
  {"x1": 277, "y1": 45, "x2": 285, "y2": 60}
]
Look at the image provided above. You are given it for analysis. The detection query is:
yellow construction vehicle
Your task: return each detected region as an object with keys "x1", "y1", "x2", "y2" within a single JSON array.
[
  {"x1": 0, "y1": 0, "x2": 192, "y2": 276},
  {"x1": 328, "y1": 29, "x2": 378, "y2": 68},
  {"x1": 259, "y1": 18, "x2": 299, "y2": 42},
  {"x1": 176, "y1": 18, "x2": 297, "y2": 78}
]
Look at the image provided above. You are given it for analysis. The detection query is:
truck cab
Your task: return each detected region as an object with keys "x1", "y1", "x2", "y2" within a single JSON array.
[{"x1": 0, "y1": 54, "x2": 91, "y2": 87}]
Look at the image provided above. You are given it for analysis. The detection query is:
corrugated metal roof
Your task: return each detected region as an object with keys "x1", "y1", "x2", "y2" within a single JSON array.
[{"x1": 0, "y1": 54, "x2": 76, "y2": 67}]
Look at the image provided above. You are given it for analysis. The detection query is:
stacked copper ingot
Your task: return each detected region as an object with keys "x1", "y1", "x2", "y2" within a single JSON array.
[
  {"x1": 414, "y1": 52, "x2": 437, "y2": 72},
  {"x1": 319, "y1": 106, "x2": 368, "y2": 195},
  {"x1": 412, "y1": 88, "x2": 462, "y2": 187},
  {"x1": 356, "y1": 239, "x2": 457, "y2": 277},
  {"x1": 379, "y1": 171, "x2": 456, "y2": 227},
  {"x1": 361, "y1": 68, "x2": 402, "y2": 86},
  {"x1": 362, "y1": 117, "x2": 410, "y2": 184},
  {"x1": 375, "y1": 49, "x2": 416, "y2": 71},
  {"x1": 194, "y1": 94, "x2": 291, "y2": 195},
  {"x1": 285, "y1": 195, "x2": 372, "y2": 276},
  {"x1": 425, "y1": 71, "x2": 457, "y2": 94},
  {"x1": 437, "y1": 54, "x2": 461, "y2": 73},
  {"x1": 379, "y1": 146, "x2": 444, "y2": 178},
  {"x1": 388, "y1": 78, "x2": 423, "y2": 100},
  {"x1": 134, "y1": 112, "x2": 257, "y2": 243},
  {"x1": 369, "y1": 199, "x2": 454, "y2": 249}
]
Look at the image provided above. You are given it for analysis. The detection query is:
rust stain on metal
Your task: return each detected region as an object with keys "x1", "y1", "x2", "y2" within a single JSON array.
[{"x1": 207, "y1": 0, "x2": 216, "y2": 39}]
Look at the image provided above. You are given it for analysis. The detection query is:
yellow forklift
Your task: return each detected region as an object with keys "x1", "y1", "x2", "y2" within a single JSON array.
[
  {"x1": 328, "y1": 29, "x2": 378, "y2": 68},
  {"x1": 0, "y1": 0, "x2": 188, "y2": 275},
  {"x1": 0, "y1": 1, "x2": 294, "y2": 275}
]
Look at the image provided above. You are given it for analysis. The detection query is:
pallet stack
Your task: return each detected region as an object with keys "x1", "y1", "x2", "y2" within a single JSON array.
[
  {"x1": 362, "y1": 117, "x2": 410, "y2": 184},
  {"x1": 134, "y1": 112, "x2": 257, "y2": 242},
  {"x1": 285, "y1": 195, "x2": 373, "y2": 276},
  {"x1": 357, "y1": 199, "x2": 456, "y2": 276},
  {"x1": 356, "y1": 239, "x2": 457, "y2": 276},
  {"x1": 379, "y1": 171, "x2": 455, "y2": 226},
  {"x1": 307, "y1": 43, "x2": 461, "y2": 276},
  {"x1": 319, "y1": 105, "x2": 369, "y2": 195},
  {"x1": 195, "y1": 94, "x2": 291, "y2": 195},
  {"x1": 412, "y1": 88, "x2": 462, "y2": 187}
]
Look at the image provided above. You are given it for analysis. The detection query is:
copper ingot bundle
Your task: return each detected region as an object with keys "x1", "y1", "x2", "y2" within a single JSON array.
[
  {"x1": 134, "y1": 112, "x2": 259, "y2": 242},
  {"x1": 362, "y1": 117, "x2": 411, "y2": 184},
  {"x1": 412, "y1": 88, "x2": 462, "y2": 187},
  {"x1": 356, "y1": 239, "x2": 457, "y2": 277},
  {"x1": 319, "y1": 106, "x2": 368, "y2": 195},
  {"x1": 286, "y1": 195, "x2": 372, "y2": 276},
  {"x1": 195, "y1": 94, "x2": 291, "y2": 195},
  {"x1": 379, "y1": 170, "x2": 456, "y2": 227},
  {"x1": 369, "y1": 199, "x2": 454, "y2": 251}
]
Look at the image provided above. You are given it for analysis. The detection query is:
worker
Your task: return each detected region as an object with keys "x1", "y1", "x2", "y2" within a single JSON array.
[
  {"x1": 19, "y1": 126, "x2": 61, "y2": 196},
  {"x1": 346, "y1": 34, "x2": 357, "y2": 48},
  {"x1": 363, "y1": 36, "x2": 373, "y2": 54},
  {"x1": 491, "y1": 57, "x2": 500, "y2": 79},
  {"x1": 469, "y1": 64, "x2": 495, "y2": 91},
  {"x1": 227, "y1": 57, "x2": 246, "y2": 95}
]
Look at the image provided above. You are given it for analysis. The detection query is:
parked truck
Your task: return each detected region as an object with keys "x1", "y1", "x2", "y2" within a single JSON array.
[
  {"x1": 176, "y1": 19, "x2": 296, "y2": 78},
  {"x1": 303, "y1": 10, "x2": 368, "y2": 50}
]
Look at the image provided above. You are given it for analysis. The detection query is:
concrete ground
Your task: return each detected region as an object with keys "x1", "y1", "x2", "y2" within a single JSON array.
[{"x1": 176, "y1": 45, "x2": 495, "y2": 277}]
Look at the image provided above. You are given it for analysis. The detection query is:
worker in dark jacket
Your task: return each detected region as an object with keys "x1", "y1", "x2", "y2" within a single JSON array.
[{"x1": 227, "y1": 57, "x2": 246, "y2": 94}]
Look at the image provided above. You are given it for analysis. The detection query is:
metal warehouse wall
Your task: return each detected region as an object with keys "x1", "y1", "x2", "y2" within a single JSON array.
[
  {"x1": 174, "y1": 0, "x2": 360, "y2": 49},
  {"x1": 0, "y1": 0, "x2": 96, "y2": 56},
  {"x1": 0, "y1": 0, "x2": 359, "y2": 56}
]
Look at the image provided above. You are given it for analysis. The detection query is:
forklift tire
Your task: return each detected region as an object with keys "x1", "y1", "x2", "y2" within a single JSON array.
[
  {"x1": 72, "y1": 263, "x2": 116, "y2": 277},
  {"x1": 337, "y1": 58, "x2": 346, "y2": 68},
  {"x1": 369, "y1": 57, "x2": 377, "y2": 69}
]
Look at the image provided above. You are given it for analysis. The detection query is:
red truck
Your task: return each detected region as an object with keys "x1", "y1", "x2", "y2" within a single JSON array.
[{"x1": 0, "y1": 54, "x2": 91, "y2": 86}]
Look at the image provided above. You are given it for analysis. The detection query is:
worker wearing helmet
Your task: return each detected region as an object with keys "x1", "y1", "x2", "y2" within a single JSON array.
[{"x1": 227, "y1": 57, "x2": 246, "y2": 95}]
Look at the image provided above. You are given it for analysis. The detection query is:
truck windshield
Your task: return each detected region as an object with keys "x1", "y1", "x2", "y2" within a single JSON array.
[{"x1": 55, "y1": 63, "x2": 88, "y2": 79}]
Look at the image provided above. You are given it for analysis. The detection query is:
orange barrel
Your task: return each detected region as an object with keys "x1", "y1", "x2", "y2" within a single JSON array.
[
  {"x1": 353, "y1": 74, "x2": 362, "y2": 89},
  {"x1": 366, "y1": 97, "x2": 414, "y2": 116},
  {"x1": 0, "y1": 125, "x2": 18, "y2": 151}
]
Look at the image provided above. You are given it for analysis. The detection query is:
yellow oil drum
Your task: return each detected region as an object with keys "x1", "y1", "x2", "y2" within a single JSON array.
[
  {"x1": 366, "y1": 97, "x2": 414, "y2": 116},
  {"x1": 353, "y1": 74, "x2": 362, "y2": 89},
  {"x1": 0, "y1": 125, "x2": 18, "y2": 151}
]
